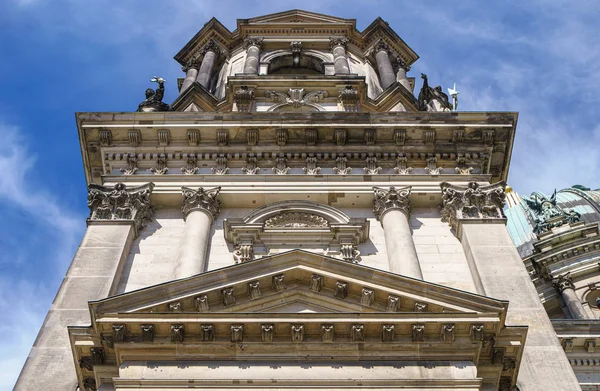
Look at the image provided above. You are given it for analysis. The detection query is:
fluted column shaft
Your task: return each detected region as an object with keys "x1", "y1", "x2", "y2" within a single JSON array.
[
  {"x1": 374, "y1": 42, "x2": 396, "y2": 90},
  {"x1": 243, "y1": 37, "x2": 263, "y2": 74},
  {"x1": 175, "y1": 187, "x2": 220, "y2": 279},
  {"x1": 554, "y1": 274, "x2": 587, "y2": 319},
  {"x1": 373, "y1": 186, "x2": 422, "y2": 279},
  {"x1": 330, "y1": 37, "x2": 350, "y2": 74}
]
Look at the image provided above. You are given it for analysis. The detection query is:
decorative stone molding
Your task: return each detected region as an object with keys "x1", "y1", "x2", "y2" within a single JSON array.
[
  {"x1": 425, "y1": 156, "x2": 442, "y2": 174},
  {"x1": 499, "y1": 377, "x2": 512, "y2": 391},
  {"x1": 310, "y1": 274, "x2": 323, "y2": 292},
  {"x1": 394, "y1": 156, "x2": 412, "y2": 175},
  {"x1": 303, "y1": 156, "x2": 321, "y2": 175},
  {"x1": 99, "y1": 129, "x2": 112, "y2": 146},
  {"x1": 423, "y1": 130, "x2": 436, "y2": 145},
  {"x1": 363, "y1": 155, "x2": 381, "y2": 175},
  {"x1": 452, "y1": 130, "x2": 464, "y2": 143},
  {"x1": 181, "y1": 154, "x2": 198, "y2": 175},
  {"x1": 351, "y1": 324, "x2": 365, "y2": 342},
  {"x1": 248, "y1": 281, "x2": 261, "y2": 299},
  {"x1": 471, "y1": 324, "x2": 484, "y2": 342},
  {"x1": 168, "y1": 302, "x2": 181, "y2": 312},
  {"x1": 231, "y1": 325, "x2": 244, "y2": 342},
  {"x1": 201, "y1": 324, "x2": 214, "y2": 342},
  {"x1": 334, "y1": 129, "x2": 347, "y2": 145},
  {"x1": 585, "y1": 339, "x2": 596, "y2": 353},
  {"x1": 265, "y1": 212, "x2": 328, "y2": 228},
  {"x1": 305, "y1": 128, "x2": 317, "y2": 145},
  {"x1": 170, "y1": 324, "x2": 184, "y2": 343},
  {"x1": 392, "y1": 56, "x2": 410, "y2": 72},
  {"x1": 440, "y1": 324, "x2": 455, "y2": 343},
  {"x1": 373, "y1": 186, "x2": 411, "y2": 220},
  {"x1": 455, "y1": 156, "x2": 473, "y2": 175},
  {"x1": 120, "y1": 154, "x2": 138, "y2": 175},
  {"x1": 361, "y1": 288, "x2": 375, "y2": 306},
  {"x1": 233, "y1": 242, "x2": 254, "y2": 264},
  {"x1": 265, "y1": 88, "x2": 327, "y2": 110},
  {"x1": 128, "y1": 129, "x2": 141, "y2": 146},
  {"x1": 393, "y1": 129, "x2": 406, "y2": 145},
  {"x1": 415, "y1": 302, "x2": 428, "y2": 312},
  {"x1": 562, "y1": 338, "x2": 574, "y2": 352},
  {"x1": 340, "y1": 242, "x2": 361, "y2": 263},
  {"x1": 291, "y1": 324, "x2": 304, "y2": 342},
  {"x1": 83, "y1": 377, "x2": 97, "y2": 391},
  {"x1": 79, "y1": 356, "x2": 93, "y2": 371},
  {"x1": 217, "y1": 129, "x2": 228, "y2": 146},
  {"x1": 335, "y1": 281, "x2": 348, "y2": 299},
  {"x1": 241, "y1": 156, "x2": 260, "y2": 175},
  {"x1": 382, "y1": 325, "x2": 395, "y2": 342},
  {"x1": 234, "y1": 86, "x2": 254, "y2": 112},
  {"x1": 181, "y1": 186, "x2": 221, "y2": 220},
  {"x1": 187, "y1": 129, "x2": 200, "y2": 146},
  {"x1": 195, "y1": 295, "x2": 209, "y2": 312},
  {"x1": 387, "y1": 295, "x2": 400, "y2": 312},
  {"x1": 261, "y1": 324, "x2": 274, "y2": 342},
  {"x1": 246, "y1": 129, "x2": 258, "y2": 145},
  {"x1": 87, "y1": 182, "x2": 154, "y2": 229},
  {"x1": 482, "y1": 130, "x2": 495, "y2": 145},
  {"x1": 150, "y1": 154, "x2": 168, "y2": 175},
  {"x1": 333, "y1": 155, "x2": 351, "y2": 175},
  {"x1": 272, "y1": 274, "x2": 286, "y2": 291},
  {"x1": 552, "y1": 273, "x2": 575, "y2": 293},
  {"x1": 272, "y1": 156, "x2": 290, "y2": 175},
  {"x1": 364, "y1": 129, "x2": 376, "y2": 145},
  {"x1": 141, "y1": 324, "x2": 154, "y2": 342},
  {"x1": 157, "y1": 129, "x2": 170, "y2": 146},
  {"x1": 339, "y1": 86, "x2": 359, "y2": 111},
  {"x1": 221, "y1": 287, "x2": 235, "y2": 306},
  {"x1": 276, "y1": 129, "x2": 288, "y2": 146},
  {"x1": 243, "y1": 37, "x2": 264, "y2": 50},
  {"x1": 412, "y1": 324, "x2": 425, "y2": 342},
  {"x1": 212, "y1": 156, "x2": 229, "y2": 175},
  {"x1": 321, "y1": 324, "x2": 334, "y2": 342},
  {"x1": 290, "y1": 41, "x2": 302, "y2": 53},
  {"x1": 440, "y1": 181, "x2": 506, "y2": 230},
  {"x1": 90, "y1": 347, "x2": 105, "y2": 365}
]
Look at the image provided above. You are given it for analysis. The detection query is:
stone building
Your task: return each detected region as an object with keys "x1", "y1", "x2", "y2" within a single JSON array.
[
  {"x1": 15, "y1": 9, "x2": 580, "y2": 391},
  {"x1": 506, "y1": 185, "x2": 600, "y2": 389}
]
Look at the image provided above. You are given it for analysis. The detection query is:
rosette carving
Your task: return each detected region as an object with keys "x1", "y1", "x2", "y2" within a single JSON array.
[{"x1": 87, "y1": 182, "x2": 154, "y2": 229}]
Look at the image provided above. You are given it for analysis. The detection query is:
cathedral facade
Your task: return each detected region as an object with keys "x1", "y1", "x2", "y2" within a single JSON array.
[{"x1": 15, "y1": 10, "x2": 580, "y2": 391}]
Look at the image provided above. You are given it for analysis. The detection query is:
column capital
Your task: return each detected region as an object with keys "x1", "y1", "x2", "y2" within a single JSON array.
[
  {"x1": 553, "y1": 273, "x2": 575, "y2": 293},
  {"x1": 392, "y1": 55, "x2": 410, "y2": 72},
  {"x1": 87, "y1": 182, "x2": 155, "y2": 229},
  {"x1": 200, "y1": 39, "x2": 221, "y2": 56},
  {"x1": 373, "y1": 39, "x2": 390, "y2": 54},
  {"x1": 440, "y1": 181, "x2": 506, "y2": 230},
  {"x1": 373, "y1": 186, "x2": 411, "y2": 220},
  {"x1": 182, "y1": 56, "x2": 201, "y2": 73},
  {"x1": 181, "y1": 186, "x2": 221, "y2": 220},
  {"x1": 243, "y1": 37, "x2": 264, "y2": 50},
  {"x1": 329, "y1": 36, "x2": 348, "y2": 51}
]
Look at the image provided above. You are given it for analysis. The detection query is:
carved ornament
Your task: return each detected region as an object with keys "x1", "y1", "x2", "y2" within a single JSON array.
[
  {"x1": 440, "y1": 181, "x2": 506, "y2": 230},
  {"x1": 87, "y1": 182, "x2": 154, "y2": 229},
  {"x1": 265, "y1": 88, "x2": 327, "y2": 110},
  {"x1": 329, "y1": 36, "x2": 348, "y2": 50},
  {"x1": 234, "y1": 86, "x2": 254, "y2": 112},
  {"x1": 181, "y1": 186, "x2": 220, "y2": 220},
  {"x1": 373, "y1": 186, "x2": 411, "y2": 220},
  {"x1": 339, "y1": 86, "x2": 359, "y2": 112},
  {"x1": 244, "y1": 37, "x2": 264, "y2": 50},
  {"x1": 264, "y1": 212, "x2": 328, "y2": 228},
  {"x1": 552, "y1": 273, "x2": 575, "y2": 293}
]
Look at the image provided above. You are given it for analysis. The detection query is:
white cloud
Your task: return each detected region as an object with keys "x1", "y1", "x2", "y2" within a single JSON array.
[{"x1": 0, "y1": 122, "x2": 84, "y2": 390}]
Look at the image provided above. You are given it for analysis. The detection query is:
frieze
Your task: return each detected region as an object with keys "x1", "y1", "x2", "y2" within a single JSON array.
[
  {"x1": 264, "y1": 212, "x2": 328, "y2": 228},
  {"x1": 373, "y1": 186, "x2": 411, "y2": 220},
  {"x1": 181, "y1": 186, "x2": 220, "y2": 220},
  {"x1": 87, "y1": 182, "x2": 154, "y2": 229},
  {"x1": 440, "y1": 181, "x2": 506, "y2": 230}
]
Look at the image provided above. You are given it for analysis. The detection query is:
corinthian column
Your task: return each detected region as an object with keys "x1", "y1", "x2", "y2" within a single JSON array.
[
  {"x1": 330, "y1": 37, "x2": 351, "y2": 74},
  {"x1": 440, "y1": 181, "x2": 580, "y2": 390},
  {"x1": 180, "y1": 56, "x2": 201, "y2": 94},
  {"x1": 373, "y1": 186, "x2": 423, "y2": 279},
  {"x1": 16, "y1": 182, "x2": 154, "y2": 390},
  {"x1": 174, "y1": 186, "x2": 220, "y2": 279},
  {"x1": 553, "y1": 273, "x2": 587, "y2": 319},
  {"x1": 374, "y1": 41, "x2": 396, "y2": 90},
  {"x1": 196, "y1": 39, "x2": 221, "y2": 89},
  {"x1": 243, "y1": 37, "x2": 263, "y2": 74}
]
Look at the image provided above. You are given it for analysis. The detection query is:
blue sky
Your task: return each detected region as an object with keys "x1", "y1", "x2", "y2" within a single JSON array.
[{"x1": 1, "y1": 0, "x2": 599, "y2": 388}]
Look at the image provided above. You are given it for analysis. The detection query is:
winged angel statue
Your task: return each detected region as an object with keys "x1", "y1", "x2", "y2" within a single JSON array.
[{"x1": 265, "y1": 88, "x2": 328, "y2": 109}]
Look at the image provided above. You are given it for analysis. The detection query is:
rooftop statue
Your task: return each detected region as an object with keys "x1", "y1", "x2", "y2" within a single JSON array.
[
  {"x1": 418, "y1": 73, "x2": 452, "y2": 112},
  {"x1": 522, "y1": 190, "x2": 581, "y2": 234},
  {"x1": 137, "y1": 76, "x2": 173, "y2": 112}
]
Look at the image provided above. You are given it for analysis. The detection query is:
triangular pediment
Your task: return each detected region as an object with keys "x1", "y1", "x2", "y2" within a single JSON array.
[
  {"x1": 90, "y1": 249, "x2": 507, "y2": 320},
  {"x1": 245, "y1": 10, "x2": 355, "y2": 26}
]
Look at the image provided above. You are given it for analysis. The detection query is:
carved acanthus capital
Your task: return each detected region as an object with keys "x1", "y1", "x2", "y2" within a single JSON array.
[
  {"x1": 200, "y1": 39, "x2": 221, "y2": 56},
  {"x1": 553, "y1": 273, "x2": 575, "y2": 293},
  {"x1": 392, "y1": 56, "x2": 410, "y2": 72},
  {"x1": 373, "y1": 186, "x2": 411, "y2": 220},
  {"x1": 243, "y1": 37, "x2": 264, "y2": 50},
  {"x1": 87, "y1": 182, "x2": 154, "y2": 229},
  {"x1": 440, "y1": 181, "x2": 506, "y2": 230},
  {"x1": 182, "y1": 56, "x2": 201, "y2": 73},
  {"x1": 329, "y1": 36, "x2": 348, "y2": 51},
  {"x1": 181, "y1": 186, "x2": 221, "y2": 220}
]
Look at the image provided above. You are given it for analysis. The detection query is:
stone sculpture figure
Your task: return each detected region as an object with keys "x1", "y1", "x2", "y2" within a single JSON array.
[
  {"x1": 522, "y1": 190, "x2": 581, "y2": 234},
  {"x1": 418, "y1": 73, "x2": 452, "y2": 112},
  {"x1": 137, "y1": 76, "x2": 173, "y2": 112}
]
